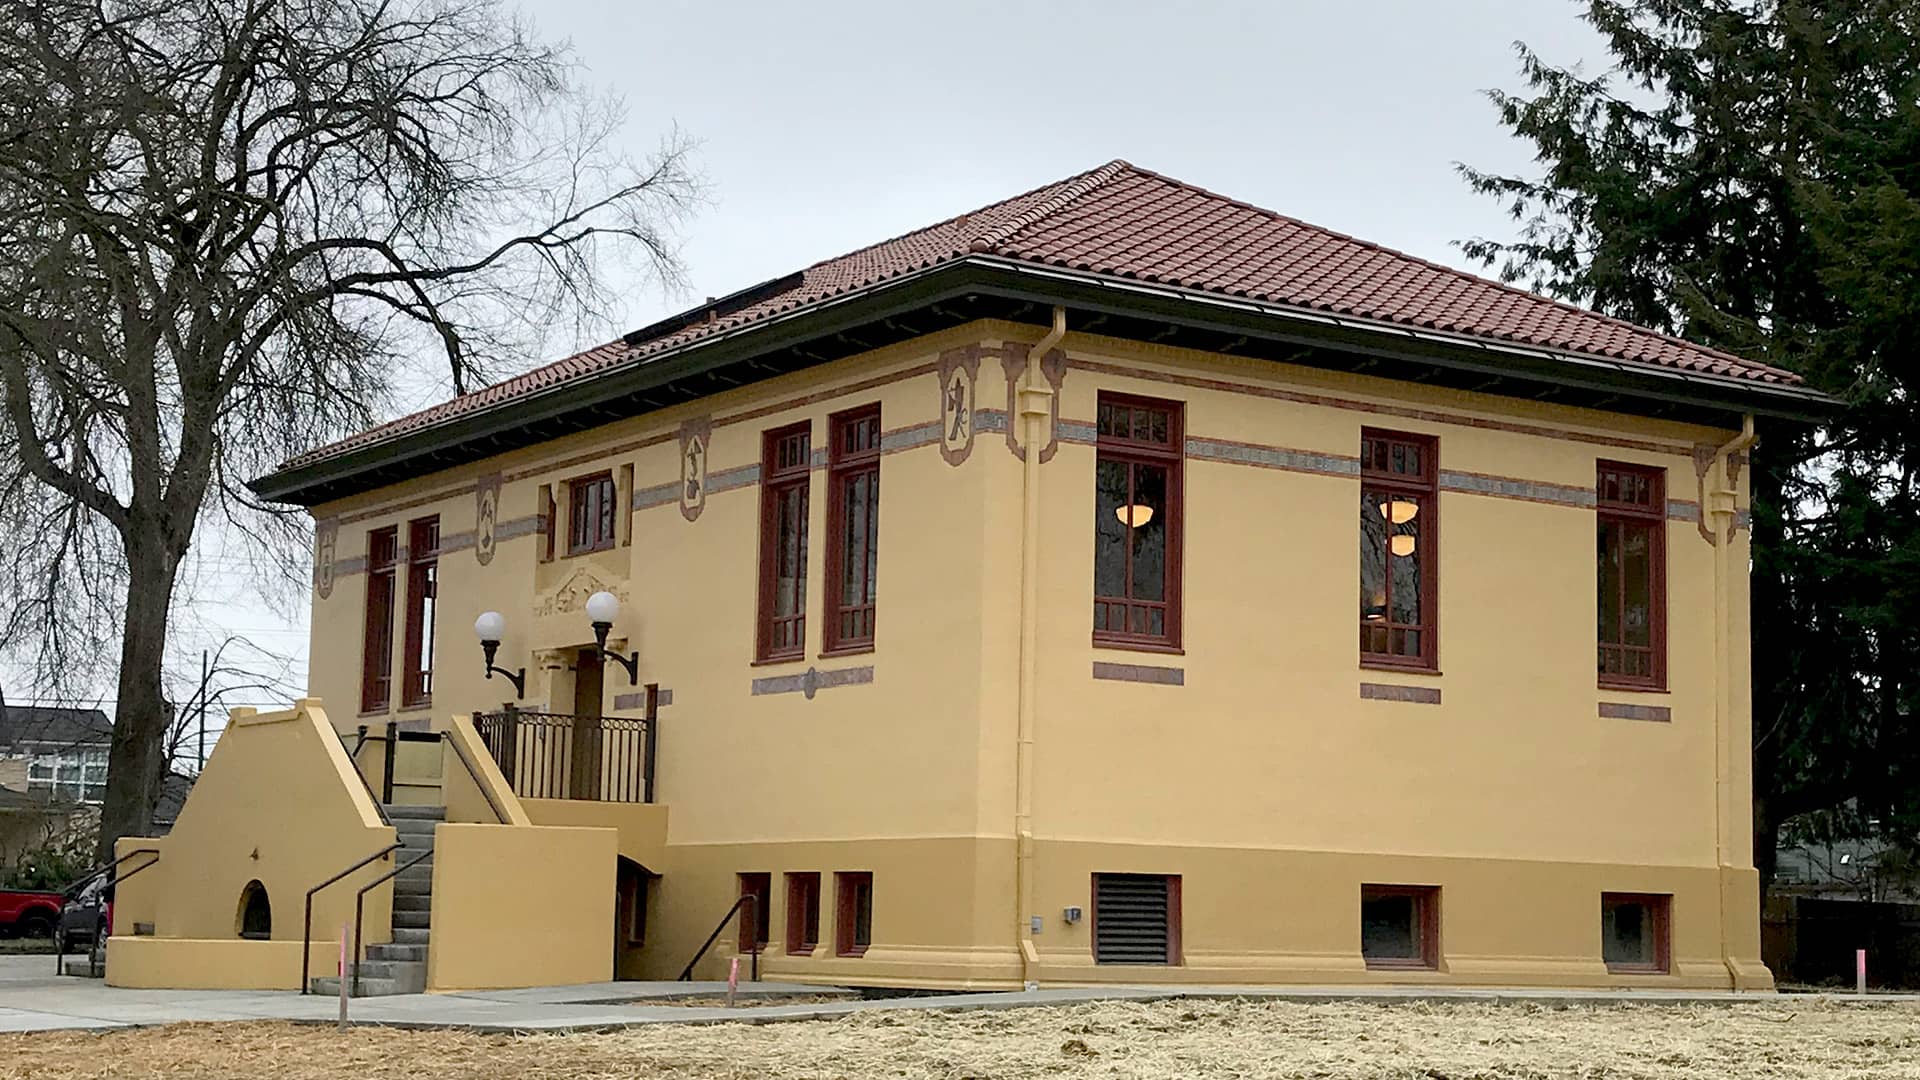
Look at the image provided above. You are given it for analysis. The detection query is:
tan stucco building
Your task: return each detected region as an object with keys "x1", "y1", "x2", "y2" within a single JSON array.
[{"x1": 113, "y1": 161, "x2": 1833, "y2": 993}]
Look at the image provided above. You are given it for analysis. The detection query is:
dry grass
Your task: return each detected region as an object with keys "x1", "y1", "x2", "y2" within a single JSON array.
[{"x1": 9, "y1": 997, "x2": 1920, "y2": 1079}]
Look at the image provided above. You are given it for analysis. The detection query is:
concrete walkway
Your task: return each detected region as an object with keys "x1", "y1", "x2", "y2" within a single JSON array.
[{"x1": 1, "y1": 956, "x2": 1914, "y2": 1035}]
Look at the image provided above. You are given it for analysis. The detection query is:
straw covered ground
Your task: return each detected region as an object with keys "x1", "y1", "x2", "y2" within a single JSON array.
[{"x1": 8, "y1": 997, "x2": 1920, "y2": 1079}]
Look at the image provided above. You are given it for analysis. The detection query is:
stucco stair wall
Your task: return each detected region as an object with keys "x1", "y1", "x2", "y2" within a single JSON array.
[{"x1": 310, "y1": 804, "x2": 439, "y2": 997}]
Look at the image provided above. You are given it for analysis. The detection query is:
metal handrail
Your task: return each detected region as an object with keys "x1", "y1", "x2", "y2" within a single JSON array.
[
  {"x1": 54, "y1": 847, "x2": 159, "y2": 976},
  {"x1": 676, "y1": 894, "x2": 759, "y2": 982},
  {"x1": 340, "y1": 726, "x2": 393, "y2": 828},
  {"x1": 351, "y1": 847, "x2": 434, "y2": 997},
  {"x1": 442, "y1": 730, "x2": 510, "y2": 824},
  {"x1": 72, "y1": 855, "x2": 162, "y2": 978},
  {"x1": 300, "y1": 842, "x2": 401, "y2": 993},
  {"x1": 59, "y1": 847, "x2": 160, "y2": 901}
]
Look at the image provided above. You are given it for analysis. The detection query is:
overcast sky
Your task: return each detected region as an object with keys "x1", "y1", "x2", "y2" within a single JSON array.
[{"x1": 30, "y1": 1, "x2": 1615, "y2": 749}]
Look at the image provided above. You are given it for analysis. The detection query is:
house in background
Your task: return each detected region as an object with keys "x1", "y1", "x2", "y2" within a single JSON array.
[
  {"x1": 0, "y1": 705, "x2": 111, "y2": 869},
  {"x1": 114, "y1": 161, "x2": 1835, "y2": 994},
  {"x1": 0, "y1": 705, "x2": 111, "y2": 806}
]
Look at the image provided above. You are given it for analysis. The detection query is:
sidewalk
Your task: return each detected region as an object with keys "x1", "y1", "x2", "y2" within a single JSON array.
[{"x1": 2, "y1": 955, "x2": 1913, "y2": 1035}]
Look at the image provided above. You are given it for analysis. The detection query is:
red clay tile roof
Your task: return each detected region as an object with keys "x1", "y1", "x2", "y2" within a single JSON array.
[{"x1": 286, "y1": 160, "x2": 1800, "y2": 468}]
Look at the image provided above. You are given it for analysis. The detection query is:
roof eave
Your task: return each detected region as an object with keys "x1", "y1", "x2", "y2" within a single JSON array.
[
  {"x1": 964, "y1": 256, "x2": 1842, "y2": 424},
  {"x1": 252, "y1": 255, "x2": 1841, "y2": 505}
]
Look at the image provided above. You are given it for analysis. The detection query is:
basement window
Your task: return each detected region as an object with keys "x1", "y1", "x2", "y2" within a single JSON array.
[
  {"x1": 835, "y1": 872, "x2": 873, "y2": 957},
  {"x1": 737, "y1": 873, "x2": 771, "y2": 953},
  {"x1": 1361, "y1": 884, "x2": 1439, "y2": 970},
  {"x1": 1092, "y1": 873, "x2": 1182, "y2": 965},
  {"x1": 785, "y1": 872, "x2": 820, "y2": 955},
  {"x1": 1602, "y1": 893, "x2": 1671, "y2": 974}
]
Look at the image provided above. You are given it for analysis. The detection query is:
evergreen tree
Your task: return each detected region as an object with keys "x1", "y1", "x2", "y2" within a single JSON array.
[{"x1": 1462, "y1": 0, "x2": 1920, "y2": 885}]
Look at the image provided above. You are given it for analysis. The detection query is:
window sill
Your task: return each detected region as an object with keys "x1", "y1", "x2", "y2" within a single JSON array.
[
  {"x1": 819, "y1": 645, "x2": 875, "y2": 660},
  {"x1": 357, "y1": 707, "x2": 392, "y2": 719},
  {"x1": 1597, "y1": 681, "x2": 1670, "y2": 695},
  {"x1": 562, "y1": 544, "x2": 617, "y2": 560},
  {"x1": 751, "y1": 654, "x2": 809, "y2": 668},
  {"x1": 786, "y1": 945, "x2": 816, "y2": 957},
  {"x1": 1091, "y1": 638, "x2": 1185, "y2": 656},
  {"x1": 1360, "y1": 659, "x2": 1442, "y2": 677},
  {"x1": 836, "y1": 947, "x2": 869, "y2": 958},
  {"x1": 1363, "y1": 958, "x2": 1438, "y2": 972},
  {"x1": 396, "y1": 701, "x2": 434, "y2": 714},
  {"x1": 1604, "y1": 963, "x2": 1670, "y2": 976}
]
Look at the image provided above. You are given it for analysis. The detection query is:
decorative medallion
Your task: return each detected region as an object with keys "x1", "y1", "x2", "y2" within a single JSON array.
[
  {"x1": 312, "y1": 517, "x2": 338, "y2": 599},
  {"x1": 1000, "y1": 343, "x2": 1068, "y2": 462},
  {"x1": 678, "y1": 416, "x2": 712, "y2": 521},
  {"x1": 937, "y1": 346, "x2": 980, "y2": 466},
  {"x1": 473, "y1": 472, "x2": 502, "y2": 565}
]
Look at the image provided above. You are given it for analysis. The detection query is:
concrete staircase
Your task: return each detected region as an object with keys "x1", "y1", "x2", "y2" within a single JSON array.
[{"x1": 309, "y1": 804, "x2": 440, "y2": 997}]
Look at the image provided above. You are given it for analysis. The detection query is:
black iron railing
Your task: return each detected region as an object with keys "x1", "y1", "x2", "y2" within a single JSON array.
[
  {"x1": 54, "y1": 848, "x2": 160, "y2": 977},
  {"x1": 677, "y1": 893, "x2": 759, "y2": 982},
  {"x1": 473, "y1": 700, "x2": 656, "y2": 804},
  {"x1": 301, "y1": 842, "x2": 401, "y2": 993}
]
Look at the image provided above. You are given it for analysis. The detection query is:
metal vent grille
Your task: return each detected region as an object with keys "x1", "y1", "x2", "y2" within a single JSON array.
[{"x1": 1093, "y1": 874, "x2": 1173, "y2": 964}]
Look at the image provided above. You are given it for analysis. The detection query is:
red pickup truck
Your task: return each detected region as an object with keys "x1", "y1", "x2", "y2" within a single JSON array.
[{"x1": 0, "y1": 888, "x2": 64, "y2": 938}]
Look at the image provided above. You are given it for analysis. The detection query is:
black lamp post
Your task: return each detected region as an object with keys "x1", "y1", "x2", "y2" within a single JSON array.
[
  {"x1": 585, "y1": 591, "x2": 641, "y2": 685},
  {"x1": 471, "y1": 611, "x2": 526, "y2": 697}
]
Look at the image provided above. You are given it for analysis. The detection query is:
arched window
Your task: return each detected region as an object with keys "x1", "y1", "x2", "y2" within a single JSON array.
[{"x1": 238, "y1": 880, "x2": 271, "y2": 940}]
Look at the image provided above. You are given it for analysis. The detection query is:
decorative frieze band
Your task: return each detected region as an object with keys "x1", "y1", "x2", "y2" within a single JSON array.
[
  {"x1": 612, "y1": 688, "x2": 674, "y2": 711},
  {"x1": 493, "y1": 514, "x2": 546, "y2": 541},
  {"x1": 1092, "y1": 661, "x2": 1185, "y2": 686},
  {"x1": 1360, "y1": 682, "x2": 1442, "y2": 705},
  {"x1": 1599, "y1": 702, "x2": 1671, "y2": 723},
  {"x1": 750, "y1": 664, "x2": 874, "y2": 700},
  {"x1": 1186, "y1": 436, "x2": 1357, "y2": 478}
]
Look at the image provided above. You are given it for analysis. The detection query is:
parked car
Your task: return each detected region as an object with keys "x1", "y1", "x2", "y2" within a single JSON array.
[
  {"x1": 0, "y1": 887, "x2": 65, "y2": 939},
  {"x1": 59, "y1": 878, "x2": 110, "y2": 949}
]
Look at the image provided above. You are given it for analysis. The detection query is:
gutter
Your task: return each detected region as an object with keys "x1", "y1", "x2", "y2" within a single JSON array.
[
  {"x1": 1014, "y1": 306, "x2": 1066, "y2": 990},
  {"x1": 1707, "y1": 414, "x2": 1758, "y2": 987}
]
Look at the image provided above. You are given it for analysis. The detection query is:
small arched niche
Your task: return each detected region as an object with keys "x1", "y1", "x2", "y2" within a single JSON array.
[{"x1": 237, "y1": 880, "x2": 272, "y2": 940}]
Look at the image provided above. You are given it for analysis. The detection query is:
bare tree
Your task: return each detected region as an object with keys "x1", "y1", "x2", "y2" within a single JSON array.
[{"x1": 0, "y1": 0, "x2": 700, "y2": 855}]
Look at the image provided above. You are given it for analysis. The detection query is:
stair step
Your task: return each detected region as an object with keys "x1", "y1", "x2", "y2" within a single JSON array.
[
  {"x1": 394, "y1": 873, "x2": 435, "y2": 894},
  {"x1": 366, "y1": 943, "x2": 428, "y2": 963},
  {"x1": 356, "y1": 958, "x2": 426, "y2": 981},
  {"x1": 310, "y1": 969, "x2": 426, "y2": 997},
  {"x1": 393, "y1": 910, "x2": 432, "y2": 930},
  {"x1": 393, "y1": 893, "x2": 433, "y2": 912},
  {"x1": 391, "y1": 928, "x2": 430, "y2": 945},
  {"x1": 384, "y1": 805, "x2": 446, "y2": 821}
]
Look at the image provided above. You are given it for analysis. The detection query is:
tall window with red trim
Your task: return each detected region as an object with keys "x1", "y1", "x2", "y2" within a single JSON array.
[
  {"x1": 824, "y1": 406, "x2": 881, "y2": 654},
  {"x1": 1360, "y1": 429, "x2": 1438, "y2": 670},
  {"x1": 401, "y1": 517, "x2": 439, "y2": 707},
  {"x1": 1597, "y1": 462, "x2": 1666, "y2": 689},
  {"x1": 568, "y1": 473, "x2": 617, "y2": 555},
  {"x1": 1093, "y1": 394, "x2": 1183, "y2": 649},
  {"x1": 360, "y1": 527, "x2": 399, "y2": 713},
  {"x1": 757, "y1": 423, "x2": 812, "y2": 661}
]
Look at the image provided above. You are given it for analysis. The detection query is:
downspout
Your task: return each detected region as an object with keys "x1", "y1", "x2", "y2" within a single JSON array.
[
  {"x1": 1708, "y1": 413, "x2": 1756, "y2": 986},
  {"x1": 1015, "y1": 306, "x2": 1066, "y2": 990}
]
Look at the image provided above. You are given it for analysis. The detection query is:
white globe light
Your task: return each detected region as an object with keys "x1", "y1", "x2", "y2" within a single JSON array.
[
  {"x1": 473, "y1": 610, "x2": 506, "y2": 643},
  {"x1": 585, "y1": 590, "x2": 620, "y2": 626}
]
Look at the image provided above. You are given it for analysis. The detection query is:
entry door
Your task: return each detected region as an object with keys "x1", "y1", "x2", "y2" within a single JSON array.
[{"x1": 570, "y1": 647, "x2": 604, "y2": 799}]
